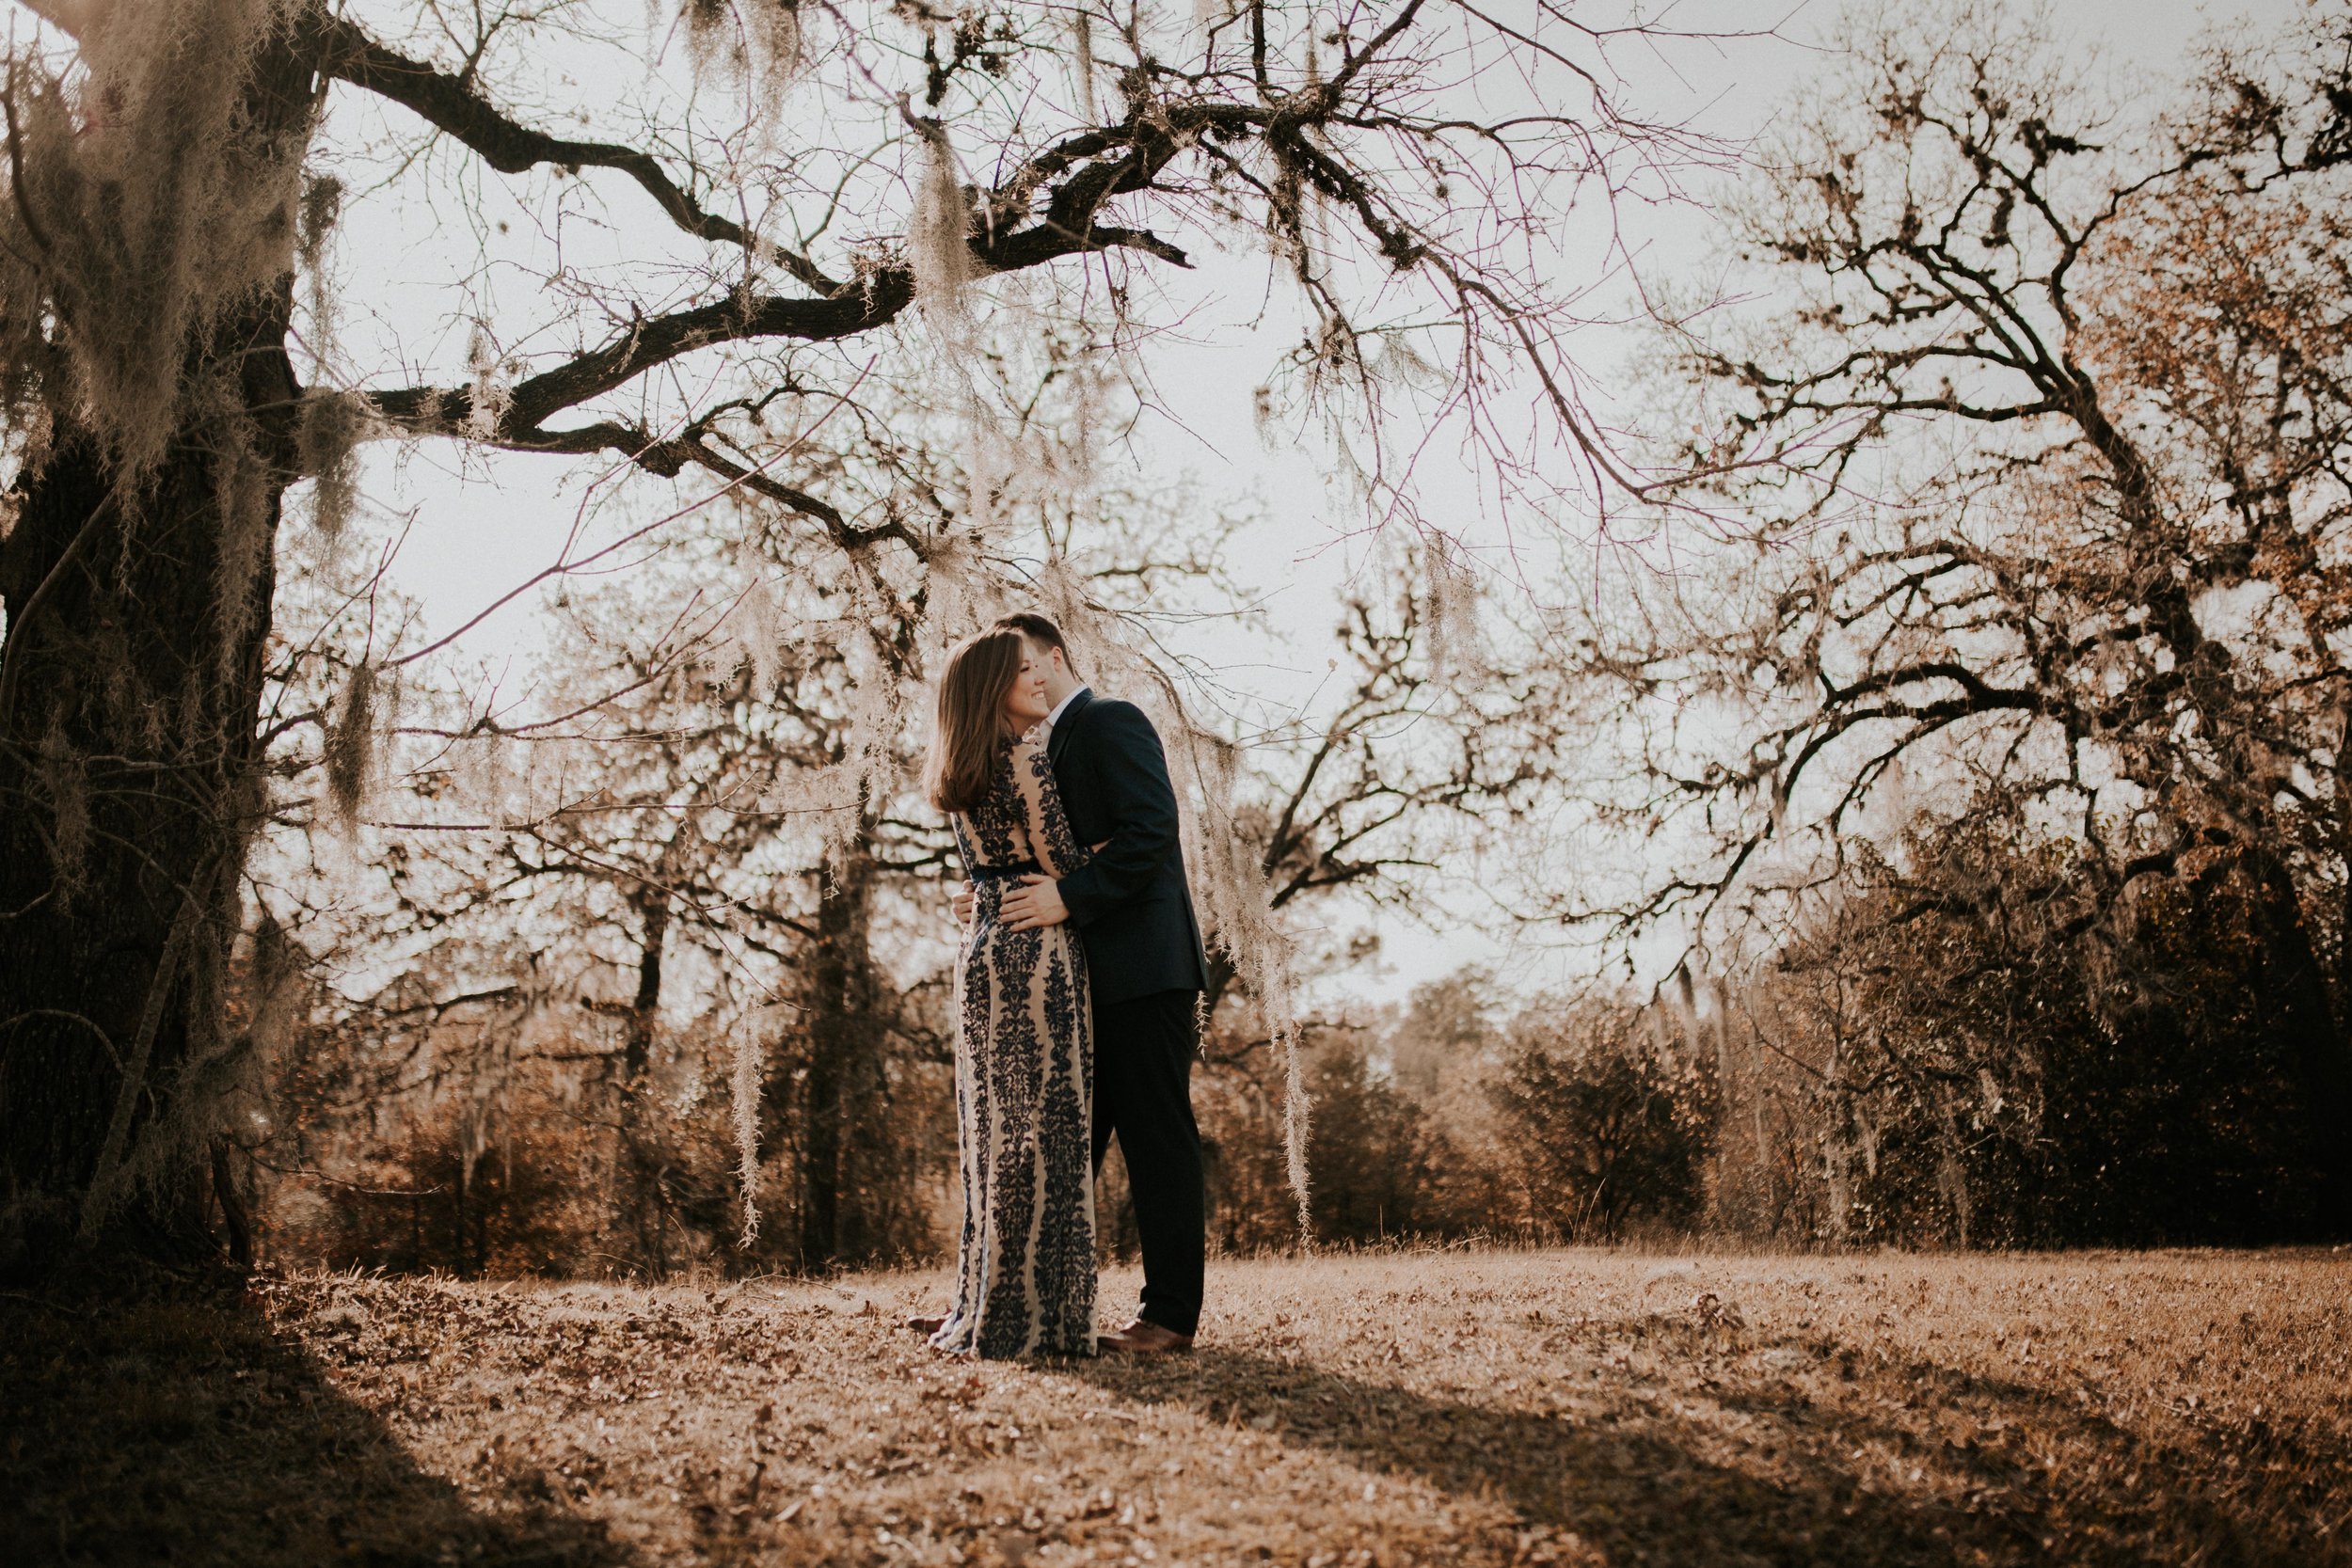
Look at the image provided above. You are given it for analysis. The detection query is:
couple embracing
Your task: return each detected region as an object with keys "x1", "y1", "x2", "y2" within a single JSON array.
[{"x1": 911, "y1": 613, "x2": 1210, "y2": 1360}]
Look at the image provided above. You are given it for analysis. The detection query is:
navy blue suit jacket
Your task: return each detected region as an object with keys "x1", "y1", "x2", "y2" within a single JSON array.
[{"x1": 1046, "y1": 690, "x2": 1211, "y2": 1006}]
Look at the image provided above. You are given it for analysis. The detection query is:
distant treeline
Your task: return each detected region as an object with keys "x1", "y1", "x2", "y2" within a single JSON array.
[{"x1": 257, "y1": 815, "x2": 2336, "y2": 1277}]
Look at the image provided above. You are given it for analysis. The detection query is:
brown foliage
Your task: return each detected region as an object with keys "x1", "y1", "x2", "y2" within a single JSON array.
[
  {"x1": 1568, "y1": 0, "x2": 2352, "y2": 1240},
  {"x1": 1723, "y1": 815, "x2": 2332, "y2": 1250}
]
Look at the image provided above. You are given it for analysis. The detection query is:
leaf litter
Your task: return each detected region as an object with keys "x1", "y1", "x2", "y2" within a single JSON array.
[{"x1": 7, "y1": 1248, "x2": 2350, "y2": 1565}]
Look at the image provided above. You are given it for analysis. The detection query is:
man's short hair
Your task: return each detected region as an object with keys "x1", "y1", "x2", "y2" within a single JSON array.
[{"x1": 990, "y1": 611, "x2": 1081, "y2": 677}]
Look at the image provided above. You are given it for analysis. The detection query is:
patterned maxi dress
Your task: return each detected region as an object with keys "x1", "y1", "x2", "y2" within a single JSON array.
[{"x1": 934, "y1": 738, "x2": 1097, "y2": 1358}]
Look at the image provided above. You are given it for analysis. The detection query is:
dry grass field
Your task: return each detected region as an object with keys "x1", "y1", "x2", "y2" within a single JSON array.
[{"x1": 7, "y1": 1247, "x2": 2350, "y2": 1567}]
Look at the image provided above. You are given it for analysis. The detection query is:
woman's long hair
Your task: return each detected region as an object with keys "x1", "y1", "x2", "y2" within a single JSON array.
[{"x1": 924, "y1": 628, "x2": 1024, "y2": 814}]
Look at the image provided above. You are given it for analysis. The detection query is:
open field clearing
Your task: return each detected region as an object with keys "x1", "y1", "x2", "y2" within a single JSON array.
[{"x1": 8, "y1": 1248, "x2": 2350, "y2": 1567}]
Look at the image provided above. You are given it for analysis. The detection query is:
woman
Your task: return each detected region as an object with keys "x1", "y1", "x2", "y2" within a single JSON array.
[{"x1": 920, "y1": 627, "x2": 1097, "y2": 1358}]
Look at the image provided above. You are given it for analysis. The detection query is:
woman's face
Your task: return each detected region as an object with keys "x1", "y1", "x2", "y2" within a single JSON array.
[{"x1": 1003, "y1": 647, "x2": 1054, "y2": 729}]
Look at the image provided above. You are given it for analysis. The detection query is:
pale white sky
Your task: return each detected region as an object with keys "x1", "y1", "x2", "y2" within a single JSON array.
[{"x1": 352, "y1": 0, "x2": 2288, "y2": 1005}]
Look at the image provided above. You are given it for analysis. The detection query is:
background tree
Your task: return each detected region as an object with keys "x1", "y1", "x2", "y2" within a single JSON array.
[
  {"x1": 1493, "y1": 1000, "x2": 1713, "y2": 1243},
  {"x1": 1777, "y1": 816, "x2": 2324, "y2": 1247},
  {"x1": 1175, "y1": 543, "x2": 1579, "y2": 1221},
  {"x1": 1234, "y1": 559, "x2": 1580, "y2": 1004},
  {"x1": 1565, "y1": 1, "x2": 2352, "y2": 1236}
]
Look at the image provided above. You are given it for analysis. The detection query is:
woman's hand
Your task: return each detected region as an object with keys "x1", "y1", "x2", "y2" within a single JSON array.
[{"x1": 951, "y1": 881, "x2": 976, "y2": 925}]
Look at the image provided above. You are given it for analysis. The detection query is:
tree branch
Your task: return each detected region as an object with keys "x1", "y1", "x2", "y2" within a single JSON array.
[{"x1": 309, "y1": 10, "x2": 842, "y2": 295}]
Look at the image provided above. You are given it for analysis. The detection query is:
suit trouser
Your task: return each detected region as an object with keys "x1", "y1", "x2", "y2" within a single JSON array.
[{"x1": 1090, "y1": 988, "x2": 1205, "y2": 1337}]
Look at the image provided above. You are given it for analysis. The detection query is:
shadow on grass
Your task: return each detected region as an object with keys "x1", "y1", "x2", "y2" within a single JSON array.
[
  {"x1": 2, "y1": 1280, "x2": 630, "y2": 1568},
  {"x1": 1062, "y1": 1340, "x2": 2227, "y2": 1568},
  {"x1": 1704, "y1": 1343, "x2": 2339, "y2": 1568}
]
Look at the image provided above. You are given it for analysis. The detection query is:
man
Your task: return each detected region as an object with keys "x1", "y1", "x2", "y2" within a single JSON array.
[{"x1": 949, "y1": 613, "x2": 1212, "y2": 1355}]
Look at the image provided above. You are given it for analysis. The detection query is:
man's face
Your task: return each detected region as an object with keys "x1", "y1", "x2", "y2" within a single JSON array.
[{"x1": 1022, "y1": 637, "x2": 1070, "y2": 699}]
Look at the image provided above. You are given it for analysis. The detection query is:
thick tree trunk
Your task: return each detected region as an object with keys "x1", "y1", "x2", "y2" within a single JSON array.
[
  {"x1": 0, "y1": 54, "x2": 311, "y2": 1280},
  {"x1": 797, "y1": 841, "x2": 881, "y2": 1268},
  {"x1": 2249, "y1": 853, "x2": 2352, "y2": 1236},
  {"x1": 623, "y1": 895, "x2": 671, "y2": 1082},
  {"x1": 612, "y1": 894, "x2": 673, "y2": 1275},
  {"x1": 0, "y1": 424, "x2": 290, "y2": 1271}
]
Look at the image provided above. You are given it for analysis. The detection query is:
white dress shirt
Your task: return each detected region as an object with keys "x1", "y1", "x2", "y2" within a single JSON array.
[{"x1": 1042, "y1": 685, "x2": 1089, "y2": 736}]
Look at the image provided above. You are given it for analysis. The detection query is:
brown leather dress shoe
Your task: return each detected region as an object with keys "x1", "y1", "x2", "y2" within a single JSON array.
[
  {"x1": 906, "y1": 1312, "x2": 947, "y2": 1338},
  {"x1": 1097, "y1": 1318, "x2": 1194, "y2": 1355}
]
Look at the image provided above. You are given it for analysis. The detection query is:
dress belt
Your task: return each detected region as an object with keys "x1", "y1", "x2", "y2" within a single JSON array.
[{"x1": 968, "y1": 858, "x2": 1042, "y2": 881}]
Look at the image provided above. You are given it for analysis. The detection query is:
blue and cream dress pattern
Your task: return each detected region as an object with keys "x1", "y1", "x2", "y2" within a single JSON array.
[{"x1": 936, "y1": 737, "x2": 1097, "y2": 1358}]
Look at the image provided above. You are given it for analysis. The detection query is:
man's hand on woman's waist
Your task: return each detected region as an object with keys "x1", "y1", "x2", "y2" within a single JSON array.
[{"x1": 1001, "y1": 875, "x2": 1070, "y2": 930}]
